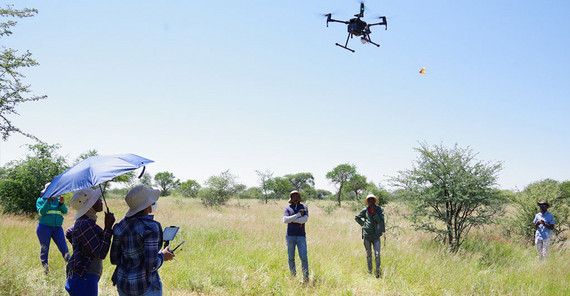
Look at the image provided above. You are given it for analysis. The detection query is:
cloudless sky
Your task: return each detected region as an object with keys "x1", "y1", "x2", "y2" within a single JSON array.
[{"x1": 2, "y1": 0, "x2": 569, "y2": 192}]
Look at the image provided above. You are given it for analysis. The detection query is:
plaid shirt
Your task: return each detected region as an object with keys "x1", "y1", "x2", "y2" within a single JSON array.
[
  {"x1": 110, "y1": 215, "x2": 164, "y2": 296},
  {"x1": 65, "y1": 216, "x2": 112, "y2": 277}
]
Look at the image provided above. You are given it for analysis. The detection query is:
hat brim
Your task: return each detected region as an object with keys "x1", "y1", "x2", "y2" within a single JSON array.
[
  {"x1": 288, "y1": 191, "x2": 302, "y2": 203},
  {"x1": 74, "y1": 188, "x2": 102, "y2": 219},
  {"x1": 365, "y1": 196, "x2": 379, "y2": 205},
  {"x1": 125, "y1": 189, "x2": 160, "y2": 217}
]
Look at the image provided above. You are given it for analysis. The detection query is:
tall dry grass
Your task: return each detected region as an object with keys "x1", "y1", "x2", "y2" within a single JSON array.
[{"x1": 0, "y1": 197, "x2": 568, "y2": 295}]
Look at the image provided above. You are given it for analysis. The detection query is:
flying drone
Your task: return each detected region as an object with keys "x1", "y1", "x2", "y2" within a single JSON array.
[{"x1": 325, "y1": 2, "x2": 387, "y2": 52}]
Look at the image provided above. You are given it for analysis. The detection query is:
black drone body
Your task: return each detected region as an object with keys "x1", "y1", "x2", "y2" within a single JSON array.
[{"x1": 325, "y1": 3, "x2": 387, "y2": 52}]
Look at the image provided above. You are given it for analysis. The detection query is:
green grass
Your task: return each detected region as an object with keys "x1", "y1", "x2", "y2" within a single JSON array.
[{"x1": 0, "y1": 197, "x2": 568, "y2": 295}]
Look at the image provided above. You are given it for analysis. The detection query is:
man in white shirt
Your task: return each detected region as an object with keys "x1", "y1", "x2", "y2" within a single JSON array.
[{"x1": 533, "y1": 200, "x2": 555, "y2": 260}]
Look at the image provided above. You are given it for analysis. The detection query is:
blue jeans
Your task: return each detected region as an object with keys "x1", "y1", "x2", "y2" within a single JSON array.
[
  {"x1": 118, "y1": 285, "x2": 162, "y2": 296},
  {"x1": 65, "y1": 273, "x2": 100, "y2": 296},
  {"x1": 36, "y1": 223, "x2": 70, "y2": 269},
  {"x1": 286, "y1": 236, "x2": 309, "y2": 280}
]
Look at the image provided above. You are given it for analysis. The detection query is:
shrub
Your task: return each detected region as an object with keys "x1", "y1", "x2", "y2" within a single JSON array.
[
  {"x1": 0, "y1": 143, "x2": 67, "y2": 214},
  {"x1": 199, "y1": 188, "x2": 226, "y2": 207},
  {"x1": 506, "y1": 179, "x2": 570, "y2": 244}
]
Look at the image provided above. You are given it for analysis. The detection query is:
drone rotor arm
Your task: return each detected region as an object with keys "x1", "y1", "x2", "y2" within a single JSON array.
[
  {"x1": 328, "y1": 18, "x2": 349, "y2": 25},
  {"x1": 367, "y1": 16, "x2": 388, "y2": 30}
]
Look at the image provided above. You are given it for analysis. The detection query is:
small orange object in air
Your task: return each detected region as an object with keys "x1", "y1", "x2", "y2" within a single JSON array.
[{"x1": 419, "y1": 67, "x2": 426, "y2": 75}]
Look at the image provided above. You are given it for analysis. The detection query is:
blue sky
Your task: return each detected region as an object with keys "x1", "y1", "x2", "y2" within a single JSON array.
[{"x1": 2, "y1": 0, "x2": 569, "y2": 192}]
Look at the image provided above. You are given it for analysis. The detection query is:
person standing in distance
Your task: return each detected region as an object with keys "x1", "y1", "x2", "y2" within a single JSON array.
[
  {"x1": 534, "y1": 200, "x2": 555, "y2": 260},
  {"x1": 36, "y1": 182, "x2": 70, "y2": 274},
  {"x1": 283, "y1": 190, "x2": 309, "y2": 282},
  {"x1": 355, "y1": 194, "x2": 385, "y2": 278}
]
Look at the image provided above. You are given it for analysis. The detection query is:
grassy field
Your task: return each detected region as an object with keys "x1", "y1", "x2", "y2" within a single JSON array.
[{"x1": 0, "y1": 196, "x2": 568, "y2": 295}]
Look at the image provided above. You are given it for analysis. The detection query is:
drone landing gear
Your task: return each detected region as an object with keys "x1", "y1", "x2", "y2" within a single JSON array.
[
  {"x1": 335, "y1": 43, "x2": 355, "y2": 52},
  {"x1": 336, "y1": 33, "x2": 355, "y2": 52},
  {"x1": 362, "y1": 36, "x2": 380, "y2": 47}
]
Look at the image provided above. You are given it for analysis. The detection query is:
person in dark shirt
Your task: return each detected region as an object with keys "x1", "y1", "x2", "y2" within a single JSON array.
[
  {"x1": 355, "y1": 194, "x2": 385, "y2": 278},
  {"x1": 282, "y1": 190, "x2": 309, "y2": 281},
  {"x1": 65, "y1": 188, "x2": 115, "y2": 296}
]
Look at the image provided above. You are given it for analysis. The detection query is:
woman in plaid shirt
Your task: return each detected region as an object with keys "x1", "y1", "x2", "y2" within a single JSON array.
[
  {"x1": 65, "y1": 187, "x2": 115, "y2": 295},
  {"x1": 110, "y1": 186, "x2": 174, "y2": 296}
]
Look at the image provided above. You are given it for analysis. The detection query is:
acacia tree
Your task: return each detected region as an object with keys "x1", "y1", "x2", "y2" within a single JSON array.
[
  {"x1": 285, "y1": 172, "x2": 315, "y2": 191},
  {"x1": 392, "y1": 143, "x2": 503, "y2": 251},
  {"x1": 343, "y1": 173, "x2": 368, "y2": 201},
  {"x1": 0, "y1": 5, "x2": 46, "y2": 140},
  {"x1": 154, "y1": 171, "x2": 180, "y2": 196},
  {"x1": 326, "y1": 163, "x2": 357, "y2": 207},
  {"x1": 266, "y1": 176, "x2": 295, "y2": 200},
  {"x1": 256, "y1": 169, "x2": 273, "y2": 204}
]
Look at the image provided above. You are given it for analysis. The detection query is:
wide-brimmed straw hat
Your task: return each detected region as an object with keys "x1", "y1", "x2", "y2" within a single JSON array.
[
  {"x1": 365, "y1": 194, "x2": 379, "y2": 205},
  {"x1": 288, "y1": 190, "x2": 302, "y2": 203},
  {"x1": 537, "y1": 200, "x2": 550, "y2": 207},
  {"x1": 125, "y1": 185, "x2": 160, "y2": 217},
  {"x1": 70, "y1": 188, "x2": 102, "y2": 219}
]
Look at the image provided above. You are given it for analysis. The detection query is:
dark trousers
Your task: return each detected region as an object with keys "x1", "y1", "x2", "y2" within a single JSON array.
[{"x1": 363, "y1": 237, "x2": 381, "y2": 275}]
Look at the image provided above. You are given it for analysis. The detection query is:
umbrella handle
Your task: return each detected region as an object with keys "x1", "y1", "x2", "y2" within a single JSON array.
[
  {"x1": 99, "y1": 184, "x2": 110, "y2": 213},
  {"x1": 138, "y1": 166, "x2": 146, "y2": 178}
]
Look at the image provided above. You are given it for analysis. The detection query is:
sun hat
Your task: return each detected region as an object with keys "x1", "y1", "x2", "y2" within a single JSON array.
[
  {"x1": 70, "y1": 187, "x2": 102, "y2": 219},
  {"x1": 537, "y1": 200, "x2": 550, "y2": 207},
  {"x1": 41, "y1": 182, "x2": 51, "y2": 194},
  {"x1": 288, "y1": 190, "x2": 302, "y2": 203},
  {"x1": 125, "y1": 185, "x2": 160, "y2": 217},
  {"x1": 365, "y1": 194, "x2": 379, "y2": 205}
]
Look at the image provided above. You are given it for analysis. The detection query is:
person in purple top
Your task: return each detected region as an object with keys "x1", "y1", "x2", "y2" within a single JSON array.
[
  {"x1": 533, "y1": 200, "x2": 555, "y2": 260},
  {"x1": 65, "y1": 187, "x2": 115, "y2": 296},
  {"x1": 283, "y1": 190, "x2": 309, "y2": 282}
]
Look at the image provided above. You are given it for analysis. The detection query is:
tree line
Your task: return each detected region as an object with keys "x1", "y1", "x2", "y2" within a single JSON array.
[{"x1": 1, "y1": 142, "x2": 568, "y2": 252}]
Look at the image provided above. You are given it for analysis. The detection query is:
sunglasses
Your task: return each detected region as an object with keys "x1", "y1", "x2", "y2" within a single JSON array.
[{"x1": 539, "y1": 204, "x2": 548, "y2": 207}]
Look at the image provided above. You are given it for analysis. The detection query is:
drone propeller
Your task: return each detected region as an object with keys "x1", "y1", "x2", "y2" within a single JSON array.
[{"x1": 323, "y1": 13, "x2": 332, "y2": 27}]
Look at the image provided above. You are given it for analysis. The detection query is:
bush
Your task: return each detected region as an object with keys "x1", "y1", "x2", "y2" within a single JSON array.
[
  {"x1": 199, "y1": 170, "x2": 237, "y2": 207},
  {"x1": 199, "y1": 188, "x2": 227, "y2": 207},
  {"x1": 0, "y1": 143, "x2": 67, "y2": 214},
  {"x1": 506, "y1": 179, "x2": 570, "y2": 244},
  {"x1": 179, "y1": 179, "x2": 200, "y2": 198}
]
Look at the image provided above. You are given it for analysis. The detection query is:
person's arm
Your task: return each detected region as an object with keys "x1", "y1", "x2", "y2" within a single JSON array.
[
  {"x1": 544, "y1": 214, "x2": 555, "y2": 230},
  {"x1": 355, "y1": 208, "x2": 366, "y2": 226},
  {"x1": 144, "y1": 225, "x2": 164, "y2": 272},
  {"x1": 372, "y1": 207, "x2": 384, "y2": 223},
  {"x1": 58, "y1": 197, "x2": 68, "y2": 214},
  {"x1": 37, "y1": 198, "x2": 50, "y2": 216},
  {"x1": 283, "y1": 207, "x2": 300, "y2": 223},
  {"x1": 294, "y1": 207, "x2": 309, "y2": 224},
  {"x1": 109, "y1": 229, "x2": 121, "y2": 265},
  {"x1": 533, "y1": 214, "x2": 541, "y2": 229},
  {"x1": 65, "y1": 225, "x2": 74, "y2": 244},
  {"x1": 76, "y1": 220, "x2": 113, "y2": 259}
]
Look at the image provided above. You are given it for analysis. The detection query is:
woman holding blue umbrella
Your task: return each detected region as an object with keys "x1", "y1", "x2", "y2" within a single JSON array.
[{"x1": 36, "y1": 183, "x2": 71, "y2": 274}]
